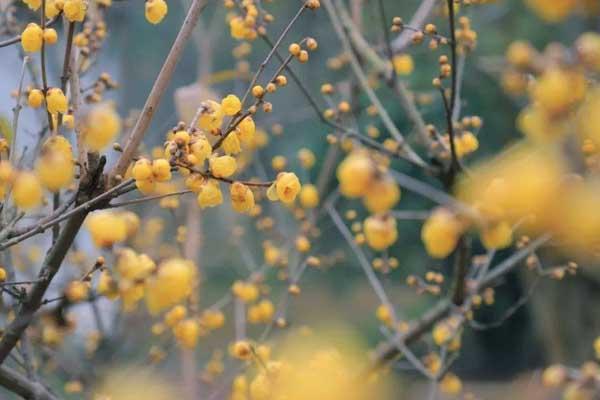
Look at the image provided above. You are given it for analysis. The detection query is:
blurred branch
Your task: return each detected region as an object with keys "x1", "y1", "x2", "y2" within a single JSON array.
[
  {"x1": 444, "y1": 0, "x2": 460, "y2": 173},
  {"x1": 0, "y1": 364, "x2": 58, "y2": 400},
  {"x1": 329, "y1": 0, "x2": 437, "y2": 157},
  {"x1": 9, "y1": 56, "x2": 28, "y2": 164}
]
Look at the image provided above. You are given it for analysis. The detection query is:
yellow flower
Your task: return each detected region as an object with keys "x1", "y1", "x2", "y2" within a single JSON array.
[
  {"x1": 299, "y1": 184, "x2": 319, "y2": 208},
  {"x1": 12, "y1": 172, "x2": 43, "y2": 210},
  {"x1": 221, "y1": 94, "x2": 242, "y2": 116},
  {"x1": 229, "y1": 16, "x2": 255, "y2": 40},
  {"x1": 236, "y1": 116, "x2": 255, "y2": 145},
  {"x1": 116, "y1": 248, "x2": 155, "y2": 281},
  {"x1": 295, "y1": 235, "x2": 311, "y2": 253},
  {"x1": 577, "y1": 88, "x2": 600, "y2": 146},
  {"x1": 63, "y1": 0, "x2": 87, "y2": 22},
  {"x1": 222, "y1": 132, "x2": 241, "y2": 155},
  {"x1": 363, "y1": 176, "x2": 400, "y2": 214},
  {"x1": 197, "y1": 100, "x2": 223, "y2": 133},
  {"x1": 456, "y1": 144, "x2": 564, "y2": 230},
  {"x1": 517, "y1": 105, "x2": 567, "y2": 142},
  {"x1": 274, "y1": 172, "x2": 301, "y2": 204},
  {"x1": 190, "y1": 135, "x2": 212, "y2": 164},
  {"x1": 230, "y1": 182, "x2": 255, "y2": 213},
  {"x1": 525, "y1": 0, "x2": 576, "y2": 22},
  {"x1": 23, "y1": 0, "x2": 41, "y2": 10},
  {"x1": 184, "y1": 174, "x2": 205, "y2": 193},
  {"x1": 439, "y1": 373, "x2": 462, "y2": 395},
  {"x1": 249, "y1": 373, "x2": 270, "y2": 400},
  {"x1": 21, "y1": 23, "x2": 43, "y2": 53},
  {"x1": 541, "y1": 365, "x2": 566, "y2": 387},
  {"x1": 173, "y1": 319, "x2": 200, "y2": 349},
  {"x1": 151, "y1": 158, "x2": 172, "y2": 182},
  {"x1": 81, "y1": 103, "x2": 122, "y2": 151},
  {"x1": 505, "y1": 40, "x2": 535, "y2": 68},
  {"x1": 432, "y1": 319, "x2": 457, "y2": 345},
  {"x1": 145, "y1": 0, "x2": 168, "y2": 24},
  {"x1": 136, "y1": 178, "x2": 156, "y2": 195},
  {"x1": 46, "y1": 88, "x2": 68, "y2": 114},
  {"x1": 197, "y1": 179, "x2": 223, "y2": 208},
  {"x1": 376, "y1": 304, "x2": 392, "y2": 326},
  {"x1": 392, "y1": 54, "x2": 414, "y2": 75},
  {"x1": 45, "y1": 0, "x2": 62, "y2": 17},
  {"x1": 455, "y1": 132, "x2": 479, "y2": 157},
  {"x1": 200, "y1": 309, "x2": 225, "y2": 330},
  {"x1": 421, "y1": 208, "x2": 463, "y2": 259},
  {"x1": 271, "y1": 155, "x2": 287, "y2": 171},
  {"x1": 86, "y1": 211, "x2": 128, "y2": 248},
  {"x1": 43, "y1": 28, "x2": 58, "y2": 45},
  {"x1": 132, "y1": 158, "x2": 153, "y2": 181},
  {"x1": 65, "y1": 281, "x2": 90, "y2": 303},
  {"x1": 480, "y1": 220, "x2": 513, "y2": 250},
  {"x1": 594, "y1": 337, "x2": 600, "y2": 359},
  {"x1": 576, "y1": 32, "x2": 600, "y2": 72},
  {"x1": 248, "y1": 299, "x2": 275, "y2": 323},
  {"x1": 364, "y1": 215, "x2": 398, "y2": 251},
  {"x1": 231, "y1": 340, "x2": 252, "y2": 360},
  {"x1": 263, "y1": 242, "x2": 281, "y2": 265},
  {"x1": 531, "y1": 68, "x2": 586, "y2": 116},
  {"x1": 232, "y1": 281, "x2": 259, "y2": 303},
  {"x1": 28, "y1": 89, "x2": 44, "y2": 108},
  {"x1": 97, "y1": 271, "x2": 118, "y2": 299},
  {"x1": 35, "y1": 150, "x2": 74, "y2": 192},
  {"x1": 145, "y1": 258, "x2": 197, "y2": 314},
  {"x1": 337, "y1": 151, "x2": 374, "y2": 198},
  {"x1": 62, "y1": 114, "x2": 75, "y2": 129},
  {"x1": 298, "y1": 148, "x2": 316, "y2": 169},
  {"x1": 209, "y1": 155, "x2": 237, "y2": 178}
]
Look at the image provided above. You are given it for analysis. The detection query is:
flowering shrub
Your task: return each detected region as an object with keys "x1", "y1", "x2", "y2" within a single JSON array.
[{"x1": 0, "y1": 0, "x2": 599, "y2": 399}]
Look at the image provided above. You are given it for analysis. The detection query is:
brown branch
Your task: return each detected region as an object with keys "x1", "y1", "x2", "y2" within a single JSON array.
[
  {"x1": 370, "y1": 234, "x2": 551, "y2": 370},
  {"x1": 450, "y1": 236, "x2": 471, "y2": 305},
  {"x1": 444, "y1": 0, "x2": 460, "y2": 174},
  {"x1": 57, "y1": 21, "x2": 76, "y2": 128},
  {"x1": 110, "y1": 0, "x2": 210, "y2": 182},
  {"x1": 0, "y1": 364, "x2": 58, "y2": 400},
  {"x1": 40, "y1": 0, "x2": 54, "y2": 131}
]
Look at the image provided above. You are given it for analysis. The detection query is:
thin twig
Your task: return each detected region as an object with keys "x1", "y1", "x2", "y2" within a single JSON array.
[
  {"x1": 391, "y1": 0, "x2": 437, "y2": 53},
  {"x1": 108, "y1": 190, "x2": 193, "y2": 208},
  {"x1": 10, "y1": 57, "x2": 29, "y2": 163},
  {"x1": 327, "y1": 200, "x2": 398, "y2": 324}
]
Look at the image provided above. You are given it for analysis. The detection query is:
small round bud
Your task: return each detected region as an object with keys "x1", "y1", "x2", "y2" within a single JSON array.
[{"x1": 252, "y1": 85, "x2": 265, "y2": 98}]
